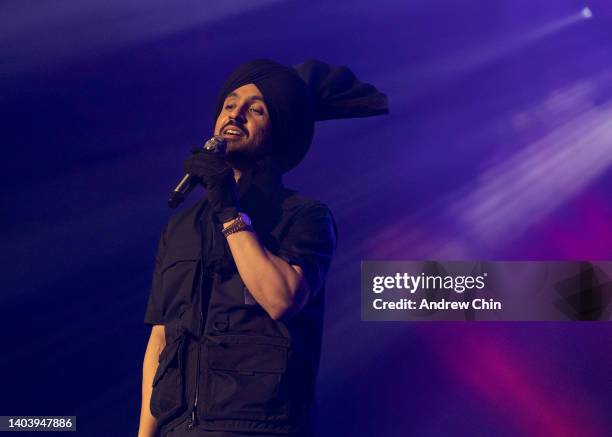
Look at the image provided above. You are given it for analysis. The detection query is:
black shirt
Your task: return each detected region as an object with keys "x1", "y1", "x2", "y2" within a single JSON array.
[{"x1": 143, "y1": 163, "x2": 337, "y2": 435}]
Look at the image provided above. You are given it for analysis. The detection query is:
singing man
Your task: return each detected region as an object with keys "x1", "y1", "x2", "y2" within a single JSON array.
[{"x1": 139, "y1": 59, "x2": 387, "y2": 437}]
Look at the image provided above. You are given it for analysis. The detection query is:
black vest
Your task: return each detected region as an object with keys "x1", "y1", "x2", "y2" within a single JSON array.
[{"x1": 148, "y1": 183, "x2": 336, "y2": 436}]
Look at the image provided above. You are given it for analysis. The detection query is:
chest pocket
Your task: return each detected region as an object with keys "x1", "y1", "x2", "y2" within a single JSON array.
[
  {"x1": 160, "y1": 240, "x2": 200, "y2": 306},
  {"x1": 201, "y1": 334, "x2": 291, "y2": 422}
]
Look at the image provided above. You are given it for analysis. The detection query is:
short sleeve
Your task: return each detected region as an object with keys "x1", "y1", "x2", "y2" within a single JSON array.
[
  {"x1": 144, "y1": 225, "x2": 168, "y2": 326},
  {"x1": 276, "y1": 202, "x2": 338, "y2": 299}
]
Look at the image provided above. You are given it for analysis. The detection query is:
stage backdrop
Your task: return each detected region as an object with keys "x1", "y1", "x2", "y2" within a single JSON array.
[{"x1": 2, "y1": 1, "x2": 612, "y2": 435}]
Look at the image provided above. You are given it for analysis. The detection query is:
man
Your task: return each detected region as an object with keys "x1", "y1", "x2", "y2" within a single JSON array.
[{"x1": 139, "y1": 59, "x2": 387, "y2": 437}]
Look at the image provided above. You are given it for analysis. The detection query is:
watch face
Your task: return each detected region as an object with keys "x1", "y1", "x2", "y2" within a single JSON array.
[{"x1": 240, "y1": 213, "x2": 252, "y2": 226}]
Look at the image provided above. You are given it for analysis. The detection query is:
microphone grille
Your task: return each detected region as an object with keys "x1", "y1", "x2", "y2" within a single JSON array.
[{"x1": 203, "y1": 136, "x2": 227, "y2": 155}]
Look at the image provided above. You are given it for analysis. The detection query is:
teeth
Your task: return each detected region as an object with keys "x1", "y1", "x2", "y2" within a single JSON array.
[{"x1": 225, "y1": 129, "x2": 242, "y2": 135}]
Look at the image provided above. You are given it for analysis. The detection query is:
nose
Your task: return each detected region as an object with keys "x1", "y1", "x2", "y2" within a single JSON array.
[{"x1": 228, "y1": 105, "x2": 247, "y2": 123}]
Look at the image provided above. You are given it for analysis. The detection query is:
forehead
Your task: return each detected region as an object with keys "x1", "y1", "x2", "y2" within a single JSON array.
[{"x1": 225, "y1": 83, "x2": 265, "y2": 102}]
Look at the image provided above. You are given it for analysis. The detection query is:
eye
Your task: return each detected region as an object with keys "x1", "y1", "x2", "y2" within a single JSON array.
[
  {"x1": 224, "y1": 103, "x2": 235, "y2": 110},
  {"x1": 249, "y1": 107, "x2": 263, "y2": 115}
]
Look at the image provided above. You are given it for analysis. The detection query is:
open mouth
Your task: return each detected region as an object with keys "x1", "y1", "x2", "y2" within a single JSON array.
[{"x1": 222, "y1": 126, "x2": 247, "y2": 138}]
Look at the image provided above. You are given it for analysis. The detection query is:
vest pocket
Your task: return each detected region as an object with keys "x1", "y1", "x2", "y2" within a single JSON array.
[
  {"x1": 203, "y1": 334, "x2": 290, "y2": 422},
  {"x1": 150, "y1": 340, "x2": 186, "y2": 425}
]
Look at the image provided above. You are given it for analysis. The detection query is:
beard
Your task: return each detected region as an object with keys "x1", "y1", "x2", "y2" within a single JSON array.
[
  {"x1": 224, "y1": 143, "x2": 266, "y2": 169},
  {"x1": 224, "y1": 136, "x2": 273, "y2": 169}
]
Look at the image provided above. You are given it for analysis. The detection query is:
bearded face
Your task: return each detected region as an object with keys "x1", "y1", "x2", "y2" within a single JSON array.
[{"x1": 214, "y1": 83, "x2": 272, "y2": 165}]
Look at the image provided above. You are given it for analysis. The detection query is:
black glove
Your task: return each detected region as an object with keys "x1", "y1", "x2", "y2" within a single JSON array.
[{"x1": 183, "y1": 149, "x2": 240, "y2": 223}]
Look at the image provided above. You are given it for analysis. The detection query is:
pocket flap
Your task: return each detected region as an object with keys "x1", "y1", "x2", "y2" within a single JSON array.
[
  {"x1": 207, "y1": 335, "x2": 289, "y2": 373},
  {"x1": 152, "y1": 341, "x2": 181, "y2": 387},
  {"x1": 160, "y1": 256, "x2": 199, "y2": 274}
]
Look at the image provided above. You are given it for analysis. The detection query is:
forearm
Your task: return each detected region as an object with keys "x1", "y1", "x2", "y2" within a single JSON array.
[
  {"x1": 138, "y1": 329, "x2": 165, "y2": 437},
  {"x1": 224, "y1": 226, "x2": 309, "y2": 319}
]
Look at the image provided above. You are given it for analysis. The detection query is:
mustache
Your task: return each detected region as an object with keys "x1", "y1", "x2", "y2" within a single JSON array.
[{"x1": 222, "y1": 120, "x2": 249, "y2": 137}]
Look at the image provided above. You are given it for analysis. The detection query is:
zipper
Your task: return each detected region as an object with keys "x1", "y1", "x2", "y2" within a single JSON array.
[
  {"x1": 187, "y1": 319, "x2": 202, "y2": 430},
  {"x1": 187, "y1": 257, "x2": 206, "y2": 431}
]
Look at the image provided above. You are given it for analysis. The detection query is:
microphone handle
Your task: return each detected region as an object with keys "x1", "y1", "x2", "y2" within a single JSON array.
[
  {"x1": 168, "y1": 173, "x2": 197, "y2": 209},
  {"x1": 167, "y1": 136, "x2": 227, "y2": 209}
]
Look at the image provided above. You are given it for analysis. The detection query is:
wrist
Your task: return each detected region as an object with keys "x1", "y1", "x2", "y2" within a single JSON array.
[
  {"x1": 216, "y1": 206, "x2": 241, "y2": 224},
  {"x1": 221, "y1": 212, "x2": 253, "y2": 237},
  {"x1": 222, "y1": 214, "x2": 239, "y2": 228}
]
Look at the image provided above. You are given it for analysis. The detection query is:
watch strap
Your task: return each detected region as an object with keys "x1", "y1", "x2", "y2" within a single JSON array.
[{"x1": 222, "y1": 213, "x2": 253, "y2": 237}]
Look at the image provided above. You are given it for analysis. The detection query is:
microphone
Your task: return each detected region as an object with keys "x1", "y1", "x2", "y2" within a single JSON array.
[{"x1": 167, "y1": 136, "x2": 227, "y2": 209}]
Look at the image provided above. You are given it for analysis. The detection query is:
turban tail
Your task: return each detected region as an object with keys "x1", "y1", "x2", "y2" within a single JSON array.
[{"x1": 214, "y1": 59, "x2": 388, "y2": 172}]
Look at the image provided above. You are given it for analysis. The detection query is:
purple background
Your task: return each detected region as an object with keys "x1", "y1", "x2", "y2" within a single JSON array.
[{"x1": 2, "y1": 1, "x2": 612, "y2": 435}]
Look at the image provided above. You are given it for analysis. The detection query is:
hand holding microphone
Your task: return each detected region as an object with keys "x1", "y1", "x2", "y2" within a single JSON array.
[{"x1": 168, "y1": 136, "x2": 241, "y2": 223}]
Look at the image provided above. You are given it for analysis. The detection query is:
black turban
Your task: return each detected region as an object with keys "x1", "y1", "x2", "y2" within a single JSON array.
[{"x1": 213, "y1": 58, "x2": 388, "y2": 172}]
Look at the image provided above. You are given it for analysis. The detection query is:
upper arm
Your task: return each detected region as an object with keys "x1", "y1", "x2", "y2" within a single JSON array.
[
  {"x1": 150, "y1": 325, "x2": 165, "y2": 346},
  {"x1": 277, "y1": 202, "x2": 338, "y2": 302},
  {"x1": 148, "y1": 325, "x2": 166, "y2": 359},
  {"x1": 289, "y1": 263, "x2": 311, "y2": 309}
]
